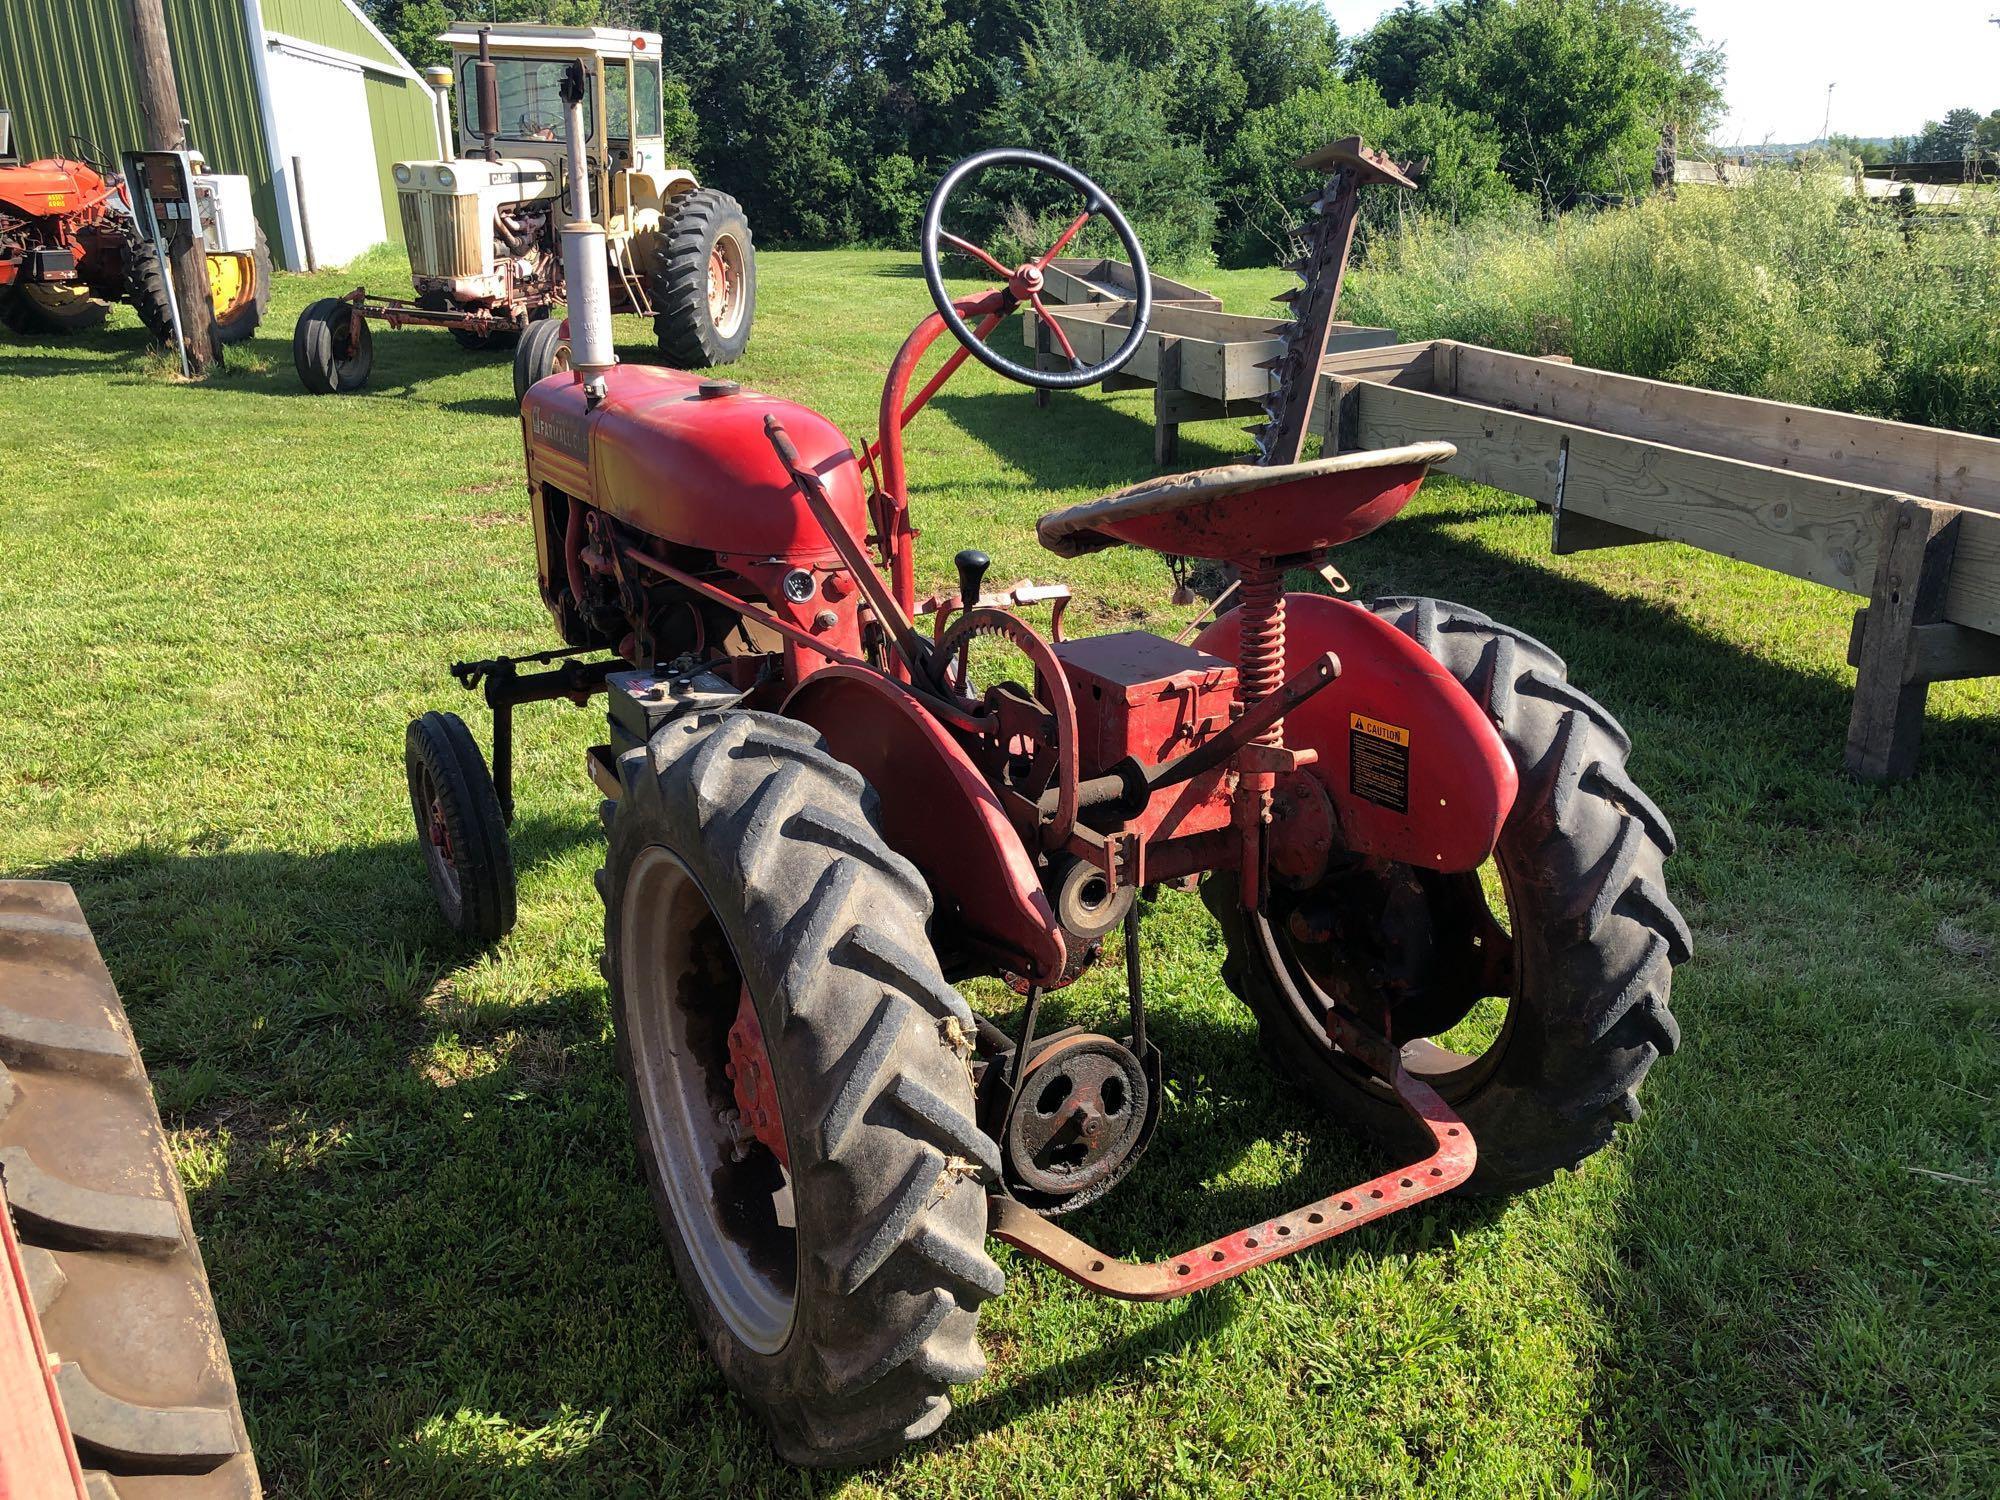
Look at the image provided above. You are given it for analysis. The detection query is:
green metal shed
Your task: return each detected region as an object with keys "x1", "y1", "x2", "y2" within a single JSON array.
[{"x1": 0, "y1": 0, "x2": 441, "y2": 270}]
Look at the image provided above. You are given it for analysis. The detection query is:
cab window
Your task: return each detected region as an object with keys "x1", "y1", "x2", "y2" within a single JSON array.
[
  {"x1": 458, "y1": 56, "x2": 589, "y2": 142},
  {"x1": 604, "y1": 59, "x2": 631, "y2": 139},
  {"x1": 635, "y1": 60, "x2": 663, "y2": 137}
]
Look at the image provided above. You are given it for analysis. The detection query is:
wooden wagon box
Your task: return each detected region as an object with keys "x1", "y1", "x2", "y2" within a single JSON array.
[
  {"x1": 1314, "y1": 340, "x2": 2000, "y2": 779},
  {"x1": 1022, "y1": 300, "x2": 1400, "y2": 464},
  {"x1": 1039, "y1": 257, "x2": 1223, "y2": 311}
]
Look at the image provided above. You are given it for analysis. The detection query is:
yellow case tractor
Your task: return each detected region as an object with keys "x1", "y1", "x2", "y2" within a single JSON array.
[{"x1": 293, "y1": 24, "x2": 754, "y2": 397}]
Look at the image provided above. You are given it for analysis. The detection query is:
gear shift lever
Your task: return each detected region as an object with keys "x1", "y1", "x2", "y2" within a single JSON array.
[{"x1": 955, "y1": 548, "x2": 991, "y2": 611}]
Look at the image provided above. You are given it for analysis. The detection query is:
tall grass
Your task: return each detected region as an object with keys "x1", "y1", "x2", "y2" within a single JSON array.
[{"x1": 1345, "y1": 171, "x2": 2000, "y2": 435}]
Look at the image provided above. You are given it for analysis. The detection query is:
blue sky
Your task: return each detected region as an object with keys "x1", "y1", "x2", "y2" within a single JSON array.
[{"x1": 1321, "y1": 2, "x2": 2000, "y2": 143}]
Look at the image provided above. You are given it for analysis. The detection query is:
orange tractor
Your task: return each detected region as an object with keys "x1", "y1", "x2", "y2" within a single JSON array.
[
  {"x1": 405, "y1": 121, "x2": 1689, "y2": 1465},
  {"x1": 0, "y1": 111, "x2": 268, "y2": 342}
]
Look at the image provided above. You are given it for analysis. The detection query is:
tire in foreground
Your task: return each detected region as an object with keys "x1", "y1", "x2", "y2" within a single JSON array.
[
  {"x1": 0, "y1": 880, "x2": 260, "y2": 1497},
  {"x1": 602, "y1": 708, "x2": 1001, "y2": 1465}
]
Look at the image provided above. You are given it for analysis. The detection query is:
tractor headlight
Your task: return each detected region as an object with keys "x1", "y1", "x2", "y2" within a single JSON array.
[
  {"x1": 436, "y1": 166, "x2": 456, "y2": 190},
  {"x1": 393, "y1": 164, "x2": 411, "y2": 186}
]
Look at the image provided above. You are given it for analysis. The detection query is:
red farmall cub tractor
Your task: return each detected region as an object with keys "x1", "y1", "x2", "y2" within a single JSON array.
[{"x1": 405, "y1": 140, "x2": 1689, "y2": 1465}]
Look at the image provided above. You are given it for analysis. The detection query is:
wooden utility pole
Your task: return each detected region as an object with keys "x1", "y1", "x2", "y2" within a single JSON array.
[{"x1": 124, "y1": 0, "x2": 220, "y2": 373}]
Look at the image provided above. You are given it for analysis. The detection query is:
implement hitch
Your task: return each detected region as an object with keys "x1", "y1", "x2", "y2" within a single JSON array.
[
  {"x1": 450, "y1": 645, "x2": 623, "y2": 821},
  {"x1": 988, "y1": 1006, "x2": 1476, "y2": 1300}
]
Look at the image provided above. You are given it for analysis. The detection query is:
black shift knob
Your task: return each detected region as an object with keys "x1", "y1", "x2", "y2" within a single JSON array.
[{"x1": 955, "y1": 548, "x2": 991, "y2": 610}]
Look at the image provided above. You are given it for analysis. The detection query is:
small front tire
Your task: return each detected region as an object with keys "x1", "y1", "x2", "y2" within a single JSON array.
[
  {"x1": 513, "y1": 316, "x2": 571, "y2": 406},
  {"x1": 405, "y1": 710, "x2": 516, "y2": 945},
  {"x1": 293, "y1": 297, "x2": 373, "y2": 394}
]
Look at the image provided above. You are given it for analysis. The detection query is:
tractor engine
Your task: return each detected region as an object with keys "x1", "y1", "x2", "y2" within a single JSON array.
[
  {"x1": 0, "y1": 157, "x2": 129, "y2": 300},
  {"x1": 394, "y1": 157, "x2": 558, "y2": 307},
  {"x1": 520, "y1": 365, "x2": 874, "y2": 669}
]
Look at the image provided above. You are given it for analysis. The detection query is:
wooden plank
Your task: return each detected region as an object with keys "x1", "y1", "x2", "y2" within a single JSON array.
[
  {"x1": 1448, "y1": 342, "x2": 2000, "y2": 515},
  {"x1": 1846, "y1": 500, "x2": 1963, "y2": 780},
  {"x1": 1847, "y1": 613, "x2": 2000, "y2": 684},
  {"x1": 1340, "y1": 379, "x2": 2000, "y2": 636},
  {"x1": 1320, "y1": 341, "x2": 1437, "y2": 390},
  {"x1": 1044, "y1": 258, "x2": 1222, "y2": 310}
]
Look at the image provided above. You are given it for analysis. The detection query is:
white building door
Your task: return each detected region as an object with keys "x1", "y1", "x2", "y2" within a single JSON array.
[{"x1": 266, "y1": 42, "x2": 387, "y2": 268}]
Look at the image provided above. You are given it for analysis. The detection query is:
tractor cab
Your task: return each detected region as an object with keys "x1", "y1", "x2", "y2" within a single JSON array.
[{"x1": 393, "y1": 25, "x2": 695, "y2": 283}]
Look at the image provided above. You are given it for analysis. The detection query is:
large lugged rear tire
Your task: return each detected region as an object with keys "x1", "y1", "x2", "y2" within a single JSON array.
[
  {"x1": 650, "y1": 188, "x2": 755, "y2": 368},
  {"x1": 602, "y1": 710, "x2": 1000, "y2": 1466},
  {"x1": 128, "y1": 223, "x2": 271, "y2": 346},
  {"x1": 1208, "y1": 597, "x2": 1691, "y2": 1193},
  {"x1": 0, "y1": 881, "x2": 260, "y2": 1497}
]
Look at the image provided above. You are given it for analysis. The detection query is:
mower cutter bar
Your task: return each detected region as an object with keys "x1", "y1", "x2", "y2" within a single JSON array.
[{"x1": 987, "y1": 1061, "x2": 1474, "y2": 1300}]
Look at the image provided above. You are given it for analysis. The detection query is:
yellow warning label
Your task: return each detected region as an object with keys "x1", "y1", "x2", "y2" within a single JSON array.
[
  {"x1": 1350, "y1": 713, "x2": 1411, "y2": 747},
  {"x1": 1349, "y1": 712, "x2": 1411, "y2": 812}
]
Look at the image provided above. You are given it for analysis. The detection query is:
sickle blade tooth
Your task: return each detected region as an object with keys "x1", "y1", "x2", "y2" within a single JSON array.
[
  {"x1": 1270, "y1": 287, "x2": 1302, "y2": 307},
  {"x1": 1285, "y1": 257, "x2": 1312, "y2": 277},
  {"x1": 1252, "y1": 355, "x2": 1286, "y2": 373}
]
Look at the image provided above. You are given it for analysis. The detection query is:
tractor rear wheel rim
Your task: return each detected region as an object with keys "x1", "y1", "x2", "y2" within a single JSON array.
[
  {"x1": 21, "y1": 282, "x2": 92, "y2": 315},
  {"x1": 707, "y1": 234, "x2": 746, "y2": 338},
  {"x1": 621, "y1": 844, "x2": 797, "y2": 1354},
  {"x1": 206, "y1": 251, "x2": 253, "y2": 319},
  {"x1": 1253, "y1": 861, "x2": 1520, "y2": 1099}
]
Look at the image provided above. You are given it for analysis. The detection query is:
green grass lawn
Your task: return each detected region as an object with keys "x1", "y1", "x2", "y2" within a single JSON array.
[{"x1": 2, "y1": 247, "x2": 1995, "y2": 1499}]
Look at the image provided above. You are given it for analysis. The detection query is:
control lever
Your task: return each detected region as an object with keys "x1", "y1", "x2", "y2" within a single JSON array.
[{"x1": 954, "y1": 548, "x2": 991, "y2": 611}]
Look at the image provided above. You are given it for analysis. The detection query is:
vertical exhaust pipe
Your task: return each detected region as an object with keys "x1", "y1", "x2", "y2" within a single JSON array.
[
  {"x1": 558, "y1": 61, "x2": 613, "y2": 407},
  {"x1": 473, "y1": 27, "x2": 500, "y2": 163}
]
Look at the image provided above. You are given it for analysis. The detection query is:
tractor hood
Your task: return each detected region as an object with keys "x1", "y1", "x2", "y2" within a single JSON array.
[
  {"x1": 0, "y1": 158, "x2": 113, "y2": 216},
  {"x1": 523, "y1": 364, "x2": 870, "y2": 567},
  {"x1": 394, "y1": 157, "x2": 556, "y2": 200}
]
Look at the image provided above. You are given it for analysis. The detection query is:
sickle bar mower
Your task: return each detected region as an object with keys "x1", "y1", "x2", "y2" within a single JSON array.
[{"x1": 400, "y1": 125, "x2": 1690, "y2": 1465}]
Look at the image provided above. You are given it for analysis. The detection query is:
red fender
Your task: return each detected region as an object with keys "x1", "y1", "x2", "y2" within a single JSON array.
[
  {"x1": 1199, "y1": 595, "x2": 1516, "y2": 873},
  {"x1": 784, "y1": 667, "x2": 1067, "y2": 984}
]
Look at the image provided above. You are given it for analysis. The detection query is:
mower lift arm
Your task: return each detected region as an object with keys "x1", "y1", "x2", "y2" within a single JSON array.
[{"x1": 988, "y1": 1012, "x2": 1476, "y2": 1300}]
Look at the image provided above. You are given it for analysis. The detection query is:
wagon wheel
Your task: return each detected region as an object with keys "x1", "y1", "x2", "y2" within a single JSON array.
[{"x1": 919, "y1": 147, "x2": 1152, "y2": 390}]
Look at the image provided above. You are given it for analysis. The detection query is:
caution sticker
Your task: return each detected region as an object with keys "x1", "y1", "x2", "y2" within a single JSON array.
[{"x1": 1349, "y1": 712, "x2": 1411, "y2": 813}]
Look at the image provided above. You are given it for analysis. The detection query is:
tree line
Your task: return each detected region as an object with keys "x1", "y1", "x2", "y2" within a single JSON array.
[
  {"x1": 1832, "y1": 110, "x2": 2000, "y2": 170},
  {"x1": 364, "y1": 0, "x2": 1726, "y2": 267}
]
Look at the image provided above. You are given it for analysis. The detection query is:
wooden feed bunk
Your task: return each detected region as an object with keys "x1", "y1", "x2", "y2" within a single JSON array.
[
  {"x1": 1037, "y1": 256, "x2": 1223, "y2": 312},
  {"x1": 1313, "y1": 339, "x2": 2000, "y2": 781},
  {"x1": 1024, "y1": 295, "x2": 1400, "y2": 464}
]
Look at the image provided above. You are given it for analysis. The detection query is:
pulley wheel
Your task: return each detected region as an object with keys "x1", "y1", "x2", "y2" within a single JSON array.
[{"x1": 1002, "y1": 1032, "x2": 1150, "y2": 1212}]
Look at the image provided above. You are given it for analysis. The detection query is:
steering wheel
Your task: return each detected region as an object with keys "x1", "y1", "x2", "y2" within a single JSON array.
[
  {"x1": 66, "y1": 135, "x2": 110, "y2": 177},
  {"x1": 920, "y1": 148, "x2": 1152, "y2": 391}
]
